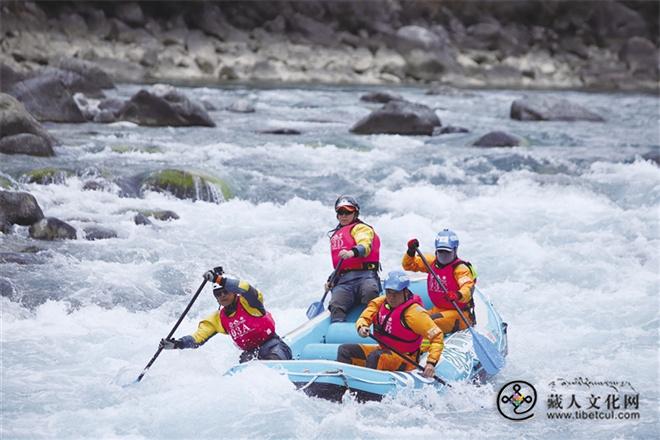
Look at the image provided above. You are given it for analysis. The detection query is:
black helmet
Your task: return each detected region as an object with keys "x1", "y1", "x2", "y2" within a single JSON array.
[{"x1": 335, "y1": 195, "x2": 360, "y2": 214}]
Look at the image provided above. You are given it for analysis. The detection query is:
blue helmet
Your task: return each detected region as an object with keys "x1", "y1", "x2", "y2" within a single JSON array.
[
  {"x1": 383, "y1": 270, "x2": 410, "y2": 291},
  {"x1": 435, "y1": 229, "x2": 459, "y2": 251}
]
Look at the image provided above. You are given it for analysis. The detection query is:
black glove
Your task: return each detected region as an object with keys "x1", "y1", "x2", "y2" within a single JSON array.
[
  {"x1": 407, "y1": 238, "x2": 419, "y2": 257},
  {"x1": 204, "y1": 266, "x2": 224, "y2": 282},
  {"x1": 159, "y1": 338, "x2": 181, "y2": 350}
]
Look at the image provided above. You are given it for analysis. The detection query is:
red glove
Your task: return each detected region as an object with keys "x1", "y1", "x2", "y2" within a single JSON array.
[
  {"x1": 406, "y1": 238, "x2": 419, "y2": 256},
  {"x1": 446, "y1": 290, "x2": 460, "y2": 302}
]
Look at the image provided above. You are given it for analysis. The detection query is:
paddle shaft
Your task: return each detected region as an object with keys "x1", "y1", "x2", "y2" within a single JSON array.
[
  {"x1": 415, "y1": 247, "x2": 503, "y2": 373},
  {"x1": 414, "y1": 248, "x2": 472, "y2": 328},
  {"x1": 318, "y1": 257, "x2": 346, "y2": 304},
  {"x1": 368, "y1": 332, "x2": 449, "y2": 386},
  {"x1": 135, "y1": 278, "x2": 208, "y2": 383}
]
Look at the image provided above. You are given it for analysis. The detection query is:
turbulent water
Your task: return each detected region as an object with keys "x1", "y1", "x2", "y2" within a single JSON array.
[{"x1": 1, "y1": 84, "x2": 659, "y2": 439}]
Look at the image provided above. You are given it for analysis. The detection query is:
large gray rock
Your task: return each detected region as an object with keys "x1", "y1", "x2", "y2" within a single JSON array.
[
  {"x1": 394, "y1": 25, "x2": 458, "y2": 80},
  {"x1": 619, "y1": 37, "x2": 658, "y2": 75},
  {"x1": 54, "y1": 58, "x2": 115, "y2": 90},
  {"x1": 7, "y1": 74, "x2": 86, "y2": 123},
  {"x1": 29, "y1": 217, "x2": 77, "y2": 240},
  {"x1": 0, "y1": 133, "x2": 54, "y2": 156},
  {"x1": 0, "y1": 191, "x2": 45, "y2": 226},
  {"x1": 350, "y1": 100, "x2": 441, "y2": 135},
  {"x1": 0, "y1": 93, "x2": 57, "y2": 147},
  {"x1": 473, "y1": 131, "x2": 524, "y2": 147},
  {"x1": 1, "y1": 62, "x2": 28, "y2": 91},
  {"x1": 118, "y1": 84, "x2": 215, "y2": 127},
  {"x1": 114, "y1": 2, "x2": 145, "y2": 27},
  {"x1": 510, "y1": 97, "x2": 605, "y2": 122}
]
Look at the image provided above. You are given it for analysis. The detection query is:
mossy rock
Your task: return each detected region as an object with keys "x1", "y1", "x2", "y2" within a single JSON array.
[
  {"x1": 20, "y1": 167, "x2": 72, "y2": 185},
  {"x1": 0, "y1": 174, "x2": 18, "y2": 189},
  {"x1": 111, "y1": 145, "x2": 163, "y2": 154},
  {"x1": 141, "y1": 169, "x2": 232, "y2": 203}
]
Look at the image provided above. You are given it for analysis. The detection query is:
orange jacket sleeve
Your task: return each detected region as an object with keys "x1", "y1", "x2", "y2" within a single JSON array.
[
  {"x1": 401, "y1": 252, "x2": 435, "y2": 272},
  {"x1": 453, "y1": 263, "x2": 475, "y2": 303},
  {"x1": 355, "y1": 296, "x2": 386, "y2": 330},
  {"x1": 403, "y1": 304, "x2": 444, "y2": 364}
]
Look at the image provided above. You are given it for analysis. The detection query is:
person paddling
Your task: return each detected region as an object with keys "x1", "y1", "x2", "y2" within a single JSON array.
[
  {"x1": 327, "y1": 195, "x2": 381, "y2": 322},
  {"x1": 403, "y1": 229, "x2": 477, "y2": 334},
  {"x1": 336, "y1": 270, "x2": 443, "y2": 378},
  {"x1": 160, "y1": 267, "x2": 292, "y2": 362}
]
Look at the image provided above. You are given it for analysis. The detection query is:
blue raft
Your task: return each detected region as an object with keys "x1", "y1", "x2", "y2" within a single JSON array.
[{"x1": 226, "y1": 276, "x2": 508, "y2": 402}]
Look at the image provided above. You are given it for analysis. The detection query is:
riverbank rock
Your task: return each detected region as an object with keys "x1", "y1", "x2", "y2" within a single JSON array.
[
  {"x1": 0, "y1": 191, "x2": 45, "y2": 227},
  {"x1": 510, "y1": 96, "x2": 605, "y2": 122},
  {"x1": 140, "y1": 169, "x2": 231, "y2": 203},
  {"x1": 350, "y1": 100, "x2": 441, "y2": 135},
  {"x1": 118, "y1": 84, "x2": 215, "y2": 127},
  {"x1": 29, "y1": 217, "x2": 77, "y2": 240},
  {"x1": 472, "y1": 131, "x2": 525, "y2": 147},
  {"x1": 0, "y1": 93, "x2": 56, "y2": 156},
  {"x1": 54, "y1": 58, "x2": 115, "y2": 90}
]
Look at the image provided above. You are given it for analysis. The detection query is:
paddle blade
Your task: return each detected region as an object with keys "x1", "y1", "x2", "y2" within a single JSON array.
[
  {"x1": 306, "y1": 301, "x2": 324, "y2": 319},
  {"x1": 471, "y1": 330, "x2": 505, "y2": 375}
]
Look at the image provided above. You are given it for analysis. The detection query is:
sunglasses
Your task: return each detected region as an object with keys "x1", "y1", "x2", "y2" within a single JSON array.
[
  {"x1": 213, "y1": 290, "x2": 231, "y2": 297},
  {"x1": 336, "y1": 209, "x2": 355, "y2": 215}
]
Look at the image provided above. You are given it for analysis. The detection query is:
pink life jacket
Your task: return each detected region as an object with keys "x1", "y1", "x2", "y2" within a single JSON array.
[
  {"x1": 330, "y1": 221, "x2": 380, "y2": 271},
  {"x1": 427, "y1": 258, "x2": 472, "y2": 310},
  {"x1": 374, "y1": 295, "x2": 423, "y2": 354},
  {"x1": 219, "y1": 296, "x2": 276, "y2": 351}
]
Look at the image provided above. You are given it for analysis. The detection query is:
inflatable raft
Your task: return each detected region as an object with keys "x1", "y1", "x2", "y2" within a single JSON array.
[{"x1": 226, "y1": 276, "x2": 507, "y2": 401}]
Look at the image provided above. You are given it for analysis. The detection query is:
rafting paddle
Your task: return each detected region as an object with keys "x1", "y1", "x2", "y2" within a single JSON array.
[
  {"x1": 306, "y1": 258, "x2": 345, "y2": 319},
  {"x1": 369, "y1": 331, "x2": 450, "y2": 386},
  {"x1": 135, "y1": 278, "x2": 208, "y2": 383},
  {"x1": 414, "y1": 248, "x2": 504, "y2": 375}
]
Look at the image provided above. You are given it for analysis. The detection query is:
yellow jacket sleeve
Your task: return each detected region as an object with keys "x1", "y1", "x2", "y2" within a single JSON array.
[
  {"x1": 403, "y1": 304, "x2": 444, "y2": 364},
  {"x1": 190, "y1": 311, "x2": 226, "y2": 344},
  {"x1": 401, "y1": 252, "x2": 435, "y2": 272},
  {"x1": 454, "y1": 263, "x2": 475, "y2": 303},
  {"x1": 351, "y1": 223, "x2": 375, "y2": 256},
  {"x1": 355, "y1": 296, "x2": 386, "y2": 330}
]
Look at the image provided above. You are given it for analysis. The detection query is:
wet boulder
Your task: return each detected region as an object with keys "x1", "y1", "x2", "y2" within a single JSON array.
[
  {"x1": 350, "y1": 100, "x2": 441, "y2": 135},
  {"x1": 118, "y1": 84, "x2": 215, "y2": 127},
  {"x1": 360, "y1": 91, "x2": 403, "y2": 103},
  {"x1": 83, "y1": 226, "x2": 117, "y2": 240},
  {"x1": 7, "y1": 74, "x2": 86, "y2": 123},
  {"x1": 29, "y1": 217, "x2": 77, "y2": 240},
  {"x1": 642, "y1": 150, "x2": 660, "y2": 166},
  {"x1": 472, "y1": 131, "x2": 525, "y2": 147},
  {"x1": 0, "y1": 133, "x2": 54, "y2": 157},
  {"x1": 0, "y1": 93, "x2": 56, "y2": 156},
  {"x1": 259, "y1": 128, "x2": 301, "y2": 135},
  {"x1": 434, "y1": 126, "x2": 469, "y2": 135},
  {"x1": 19, "y1": 168, "x2": 71, "y2": 185},
  {"x1": 0, "y1": 190, "x2": 44, "y2": 226},
  {"x1": 510, "y1": 96, "x2": 604, "y2": 122},
  {"x1": 133, "y1": 213, "x2": 152, "y2": 225},
  {"x1": 140, "y1": 169, "x2": 231, "y2": 203}
]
